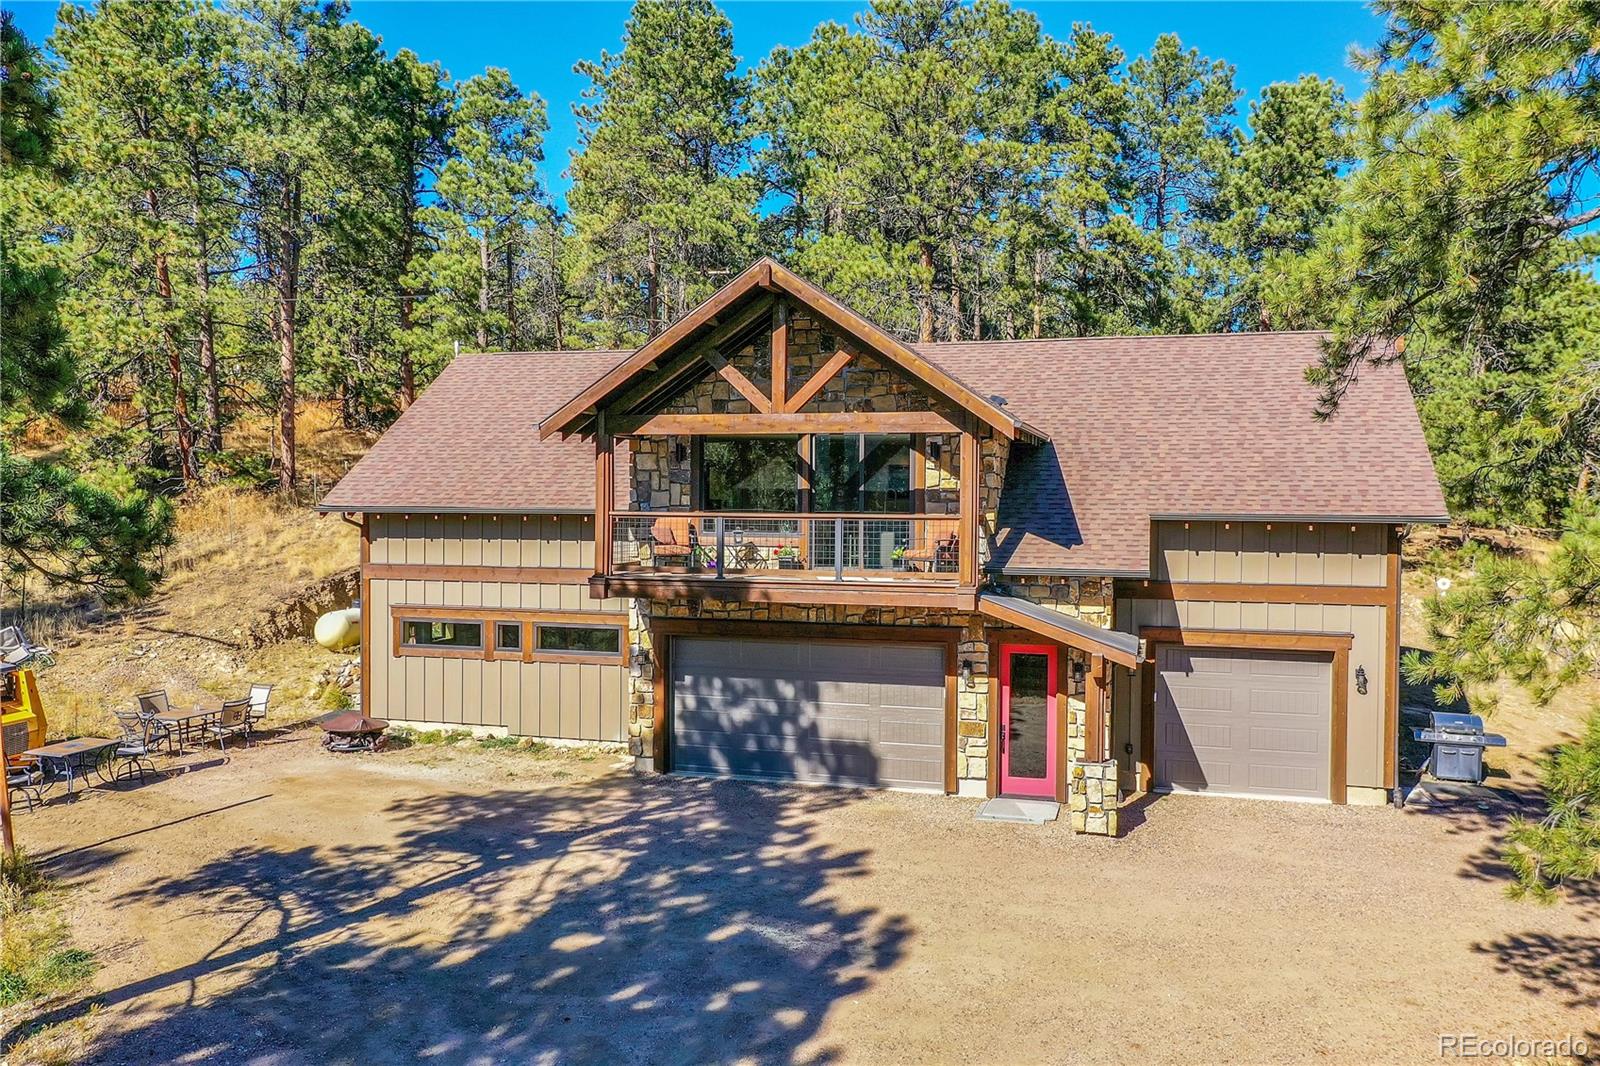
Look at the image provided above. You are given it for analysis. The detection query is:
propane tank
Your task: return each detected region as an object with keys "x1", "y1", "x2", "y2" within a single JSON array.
[{"x1": 314, "y1": 606, "x2": 361, "y2": 651}]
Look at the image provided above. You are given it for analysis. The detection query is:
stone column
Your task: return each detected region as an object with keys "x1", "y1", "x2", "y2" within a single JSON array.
[{"x1": 1070, "y1": 758, "x2": 1120, "y2": 836}]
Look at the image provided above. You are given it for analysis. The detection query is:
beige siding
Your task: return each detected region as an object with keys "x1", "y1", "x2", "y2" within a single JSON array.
[
  {"x1": 364, "y1": 514, "x2": 628, "y2": 742},
  {"x1": 1152, "y1": 520, "x2": 1385, "y2": 586},
  {"x1": 1114, "y1": 520, "x2": 1397, "y2": 796},
  {"x1": 368, "y1": 513, "x2": 599, "y2": 571}
]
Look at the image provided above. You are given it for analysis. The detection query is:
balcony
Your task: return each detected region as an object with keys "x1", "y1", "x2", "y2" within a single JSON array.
[{"x1": 596, "y1": 512, "x2": 975, "y2": 608}]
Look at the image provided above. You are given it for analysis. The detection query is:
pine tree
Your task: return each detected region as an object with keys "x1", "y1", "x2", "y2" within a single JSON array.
[
  {"x1": 1, "y1": 12, "x2": 173, "y2": 604},
  {"x1": 413, "y1": 68, "x2": 547, "y2": 357},
  {"x1": 570, "y1": 0, "x2": 755, "y2": 343}
]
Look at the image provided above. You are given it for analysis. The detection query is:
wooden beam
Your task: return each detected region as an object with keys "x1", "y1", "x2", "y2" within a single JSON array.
[
  {"x1": 365, "y1": 563, "x2": 594, "y2": 584},
  {"x1": 702, "y1": 349, "x2": 774, "y2": 412},
  {"x1": 595, "y1": 411, "x2": 614, "y2": 577},
  {"x1": 597, "y1": 575, "x2": 979, "y2": 610},
  {"x1": 1384, "y1": 525, "x2": 1402, "y2": 790},
  {"x1": 1121, "y1": 580, "x2": 1392, "y2": 606},
  {"x1": 653, "y1": 629, "x2": 670, "y2": 771},
  {"x1": 610, "y1": 411, "x2": 960, "y2": 436},
  {"x1": 360, "y1": 517, "x2": 371, "y2": 719},
  {"x1": 771, "y1": 299, "x2": 789, "y2": 411},
  {"x1": 958, "y1": 423, "x2": 979, "y2": 587},
  {"x1": 612, "y1": 296, "x2": 776, "y2": 417},
  {"x1": 1138, "y1": 627, "x2": 1353, "y2": 654},
  {"x1": 541, "y1": 264, "x2": 769, "y2": 439},
  {"x1": 1087, "y1": 653, "x2": 1108, "y2": 762},
  {"x1": 782, "y1": 348, "x2": 853, "y2": 412}
]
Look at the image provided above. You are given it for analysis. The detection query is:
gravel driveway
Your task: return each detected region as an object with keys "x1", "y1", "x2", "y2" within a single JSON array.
[{"x1": 11, "y1": 732, "x2": 1597, "y2": 1065}]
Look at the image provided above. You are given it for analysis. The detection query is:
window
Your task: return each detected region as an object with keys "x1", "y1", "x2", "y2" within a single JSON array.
[
  {"x1": 536, "y1": 624, "x2": 623, "y2": 658},
  {"x1": 495, "y1": 622, "x2": 522, "y2": 653},
  {"x1": 701, "y1": 437, "x2": 797, "y2": 511},
  {"x1": 401, "y1": 619, "x2": 482, "y2": 649},
  {"x1": 812, "y1": 434, "x2": 912, "y2": 513}
]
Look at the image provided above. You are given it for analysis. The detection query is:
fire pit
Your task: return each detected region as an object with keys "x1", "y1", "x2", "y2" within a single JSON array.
[{"x1": 319, "y1": 711, "x2": 389, "y2": 753}]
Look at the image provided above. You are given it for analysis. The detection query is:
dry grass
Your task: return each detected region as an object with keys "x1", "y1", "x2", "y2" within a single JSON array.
[
  {"x1": 224, "y1": 400, "x2": 377, "y2": 499},
  {"x1": 9, "y1": 473, "x2": 360, "y2": 743}
]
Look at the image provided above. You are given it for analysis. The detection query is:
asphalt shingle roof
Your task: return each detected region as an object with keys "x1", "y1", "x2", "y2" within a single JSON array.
[
  {"x1": 318, "y1": 350, "x2": 629, "y2": 514},
  {"x1": 919, "y1": 332, "x2": 1448, "y2": 574},
  {"x1": 321, "y1": 331, "x2": 1447, "y2": 576}
]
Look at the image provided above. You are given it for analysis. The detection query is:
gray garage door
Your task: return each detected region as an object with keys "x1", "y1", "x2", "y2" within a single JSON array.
[
  {"x1": 671, "y1": 636, "x2": 946, "y2": 791},
  {"x1": 1155, "y1": 646, "x2": 1331, "y2": 800}
]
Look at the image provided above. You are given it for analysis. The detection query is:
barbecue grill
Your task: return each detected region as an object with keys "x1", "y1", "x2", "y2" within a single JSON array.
[
  {"x1": 319, "y1": 712, "x2": 388, "y2": 753},
  {"x1": 1412, "y1": 711, "x2": 1506, "y2": 783}
]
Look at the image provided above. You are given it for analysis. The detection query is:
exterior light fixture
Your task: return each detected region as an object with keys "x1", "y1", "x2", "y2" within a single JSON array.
[
  {"x1": 1355, "y1": 666, "x2": 1368, "y2": 696},
  {"x1": 960, "y1": 659, "x2": 974, "y2": 687},
  {"x1": 630, "y1": 643, "x2": 649, "y2": 677},
  {"x1": 674, "y1": 441, "x2": 689, "y2": 464},
  {"x1": 927, "y1": 440, "x2": 941, "y2": 462}
]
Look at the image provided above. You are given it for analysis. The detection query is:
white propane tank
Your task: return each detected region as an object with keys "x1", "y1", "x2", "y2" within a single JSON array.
[{"x1": 314, "y1": 606, "x2": 361, "y2": 651}]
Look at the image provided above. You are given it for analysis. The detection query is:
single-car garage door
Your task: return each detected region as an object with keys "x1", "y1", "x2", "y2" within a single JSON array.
[
  {"x1": 1155, "y1": 646, "x2": 1331, "y2": 800},
  {"x1": 671, "y1": 636, "x2": 946, "y2": 791}
]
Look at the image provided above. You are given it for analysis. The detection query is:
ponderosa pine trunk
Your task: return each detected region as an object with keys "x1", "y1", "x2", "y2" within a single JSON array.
[
  {"x1": 477, "y1": 231, "x2": 491, "y2": 350},
  {"x1": 144, "y1": 188, "x2": 196, "y2": 484},
  {"x1": 918, "y1": 241, "x2": 935, "y2": 344},
  {"x1": 276, "y1": 194, "x2": 299, "y2": 492},
  {"x1": 398, "y1": 223, "x2": 417, "y2": 408},
  {"x1": 646, "y1": 229, "x2": 661, "y2": 338}
]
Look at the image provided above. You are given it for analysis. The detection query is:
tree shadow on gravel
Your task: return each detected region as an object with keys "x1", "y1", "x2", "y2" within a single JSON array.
[{"x1": 26, "y1": 772, "x2": 907, "y2": 1065}]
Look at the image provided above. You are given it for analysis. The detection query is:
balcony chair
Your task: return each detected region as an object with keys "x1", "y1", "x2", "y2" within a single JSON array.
[
  {"x1": 902, "y1": 520, "x2": 960, "y2": 573},
  {"x1": 649, "y1": 516, "x2": 697, "y2": 569}
]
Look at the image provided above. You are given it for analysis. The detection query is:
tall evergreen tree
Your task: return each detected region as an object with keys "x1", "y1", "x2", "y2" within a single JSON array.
[
  {"x1": 570, "y1": 0, "x2": 755, "y2": 343},
  {"x1": 413, "y1": 67, "x2": 547, "y2": 356},
  {"x1": 1, "y1": 12, "x2": 173, "y2": 604},
  {"x1": 231, "y1": 0, "x2": 384, "y2": 491}
]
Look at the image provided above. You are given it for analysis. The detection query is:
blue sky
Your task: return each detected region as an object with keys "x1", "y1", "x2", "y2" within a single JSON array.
[{"x1": 7, "y1": 1, "x2": 1386, "y2": 206}]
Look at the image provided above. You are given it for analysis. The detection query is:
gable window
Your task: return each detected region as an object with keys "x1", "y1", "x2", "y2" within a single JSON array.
[
  {"x1": 813, "y1": 434, "x2": 912, "y2": 513},
  {"x1": 401, "y1": 619, "x2": 482, "y2": 649},
  {"x1": 701, "y1": 437, "x2": 798, "y2": 512}
]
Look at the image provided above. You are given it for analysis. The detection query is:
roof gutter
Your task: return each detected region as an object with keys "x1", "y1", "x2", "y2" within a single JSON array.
[{"x1": 314, "y1": 504, "x2": 596, "y2": 516}]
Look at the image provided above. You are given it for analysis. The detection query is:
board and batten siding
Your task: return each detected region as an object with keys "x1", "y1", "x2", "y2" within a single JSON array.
[
  {"x1": 364, "y1": 514, "x2": 629, "y2": 743},
  {"x1": 1112, "y1": 520, "x2": 1398, "y2": 797}
]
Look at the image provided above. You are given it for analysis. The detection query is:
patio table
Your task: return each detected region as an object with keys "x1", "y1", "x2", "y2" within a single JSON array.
[
  {"x1": 153, "y1": 707, "x2": 221, "y2": 752},
  {"x1": 20, "y1": 737, "x2": 120, "y2": 800}
]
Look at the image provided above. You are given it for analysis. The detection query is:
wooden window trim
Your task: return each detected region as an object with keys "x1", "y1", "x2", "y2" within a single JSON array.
[
  {"x1": 532, "y1": 622, "x2": 627, "y2": 666},
  {"x1": 391, "y1": 606, "x2": 627, "y2": 665},
  {"x1": 1138, "y1": 627, "x2": 1352, "y2": 804},
  {"x1": 395, "y1": 617, "x2": 485, "y2": 658}
]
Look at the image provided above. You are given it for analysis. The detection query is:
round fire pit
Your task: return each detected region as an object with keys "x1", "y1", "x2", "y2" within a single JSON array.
[{"x1": 319, "y1": 711, "x2": 389, "y2": 753}]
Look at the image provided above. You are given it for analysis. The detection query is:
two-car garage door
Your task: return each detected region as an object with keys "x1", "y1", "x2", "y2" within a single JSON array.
[
  {"x1": 671, "y1": 636, "x2": 946, "y2": 791},
  {"x1": 1154, "y1": 646, "x2": 1332, "y2": 801}
]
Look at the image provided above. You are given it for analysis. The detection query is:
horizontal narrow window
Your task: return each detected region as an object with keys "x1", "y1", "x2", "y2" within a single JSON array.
[
  {"x1": 401, "y1": 619, "x2": 482, "y2": 649},
  {"x1": 495, "y1": 621, "x2": 522, "y2": 652},
  {"x1": 536, "y1": 624, "x2": 622, "y2": 657}
]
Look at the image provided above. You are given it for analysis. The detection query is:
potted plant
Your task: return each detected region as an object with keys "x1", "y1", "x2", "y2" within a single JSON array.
[
  {"x1": 776, "y1": 545, "x2": 802, "y2": 570},
  {"x1": 891, "y1": 546, "x2": 908, "y2": 571}
]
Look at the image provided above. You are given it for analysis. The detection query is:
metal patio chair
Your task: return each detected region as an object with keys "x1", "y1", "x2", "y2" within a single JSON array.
[
  {"x1": 111, "y1": 710, "x2": 162, "y2": 785},
  {"x1": 205, "y1": 698, "x2": 252, "y2": 752}
]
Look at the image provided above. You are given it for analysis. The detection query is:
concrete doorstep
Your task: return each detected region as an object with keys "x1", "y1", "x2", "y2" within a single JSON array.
[{"x1": 975, "y1": 797, "x2": 1060, "y2": 825}]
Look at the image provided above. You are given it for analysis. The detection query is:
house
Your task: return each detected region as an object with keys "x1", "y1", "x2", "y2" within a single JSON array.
[{"x1": 319, "y1": 258, "x2": 1447, "y2": 834}]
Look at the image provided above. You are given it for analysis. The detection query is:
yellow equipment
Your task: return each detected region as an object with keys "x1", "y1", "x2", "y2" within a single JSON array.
[{"x1": 1, "y1": 665, "x2": 47, "y2": 766}]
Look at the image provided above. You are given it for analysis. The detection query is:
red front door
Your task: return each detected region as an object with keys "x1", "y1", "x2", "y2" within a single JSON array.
[{"x1": 999, "y1": 644, "x2": 1059, "y2": 798}]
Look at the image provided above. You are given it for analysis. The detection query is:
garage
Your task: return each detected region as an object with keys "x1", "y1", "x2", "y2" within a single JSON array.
[
  {"x1": 1154, "y1": 645, "x2": 1332, "y2": 800},
  {"x1": 670, "y1": 635, "x2": 947, "y2": 791}
]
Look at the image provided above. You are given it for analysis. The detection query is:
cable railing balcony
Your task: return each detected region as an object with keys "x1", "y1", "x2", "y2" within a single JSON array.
[{"x1": 608, "y1": 511, "x2": 964, "y2": 582}]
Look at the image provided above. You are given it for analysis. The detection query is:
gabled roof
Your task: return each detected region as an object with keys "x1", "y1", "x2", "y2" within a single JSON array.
[
  {"x1": 317, "y1": 350, "x2": 628, "y2": 514},
  {"x1": 921, "y1": 333, "x2": 1449, "y2": 575},
  {"x1": 537, "y1": 258, "x2": 1043, "y2": 442}
]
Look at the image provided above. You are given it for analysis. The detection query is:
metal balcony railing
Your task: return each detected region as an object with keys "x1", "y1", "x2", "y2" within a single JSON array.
[{"x1": 608, "y1": 512, "x2": 963, "y2": 581}]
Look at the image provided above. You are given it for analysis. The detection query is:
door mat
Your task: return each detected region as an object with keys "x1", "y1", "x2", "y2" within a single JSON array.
[{"x1": 976, "y1": 797, "x2": 1060, "y2": 824}]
